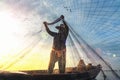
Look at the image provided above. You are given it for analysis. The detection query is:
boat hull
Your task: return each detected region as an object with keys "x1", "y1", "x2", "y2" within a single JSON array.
[{"x1": 0, "y1": 65, "x2": 101, "y2": 80}]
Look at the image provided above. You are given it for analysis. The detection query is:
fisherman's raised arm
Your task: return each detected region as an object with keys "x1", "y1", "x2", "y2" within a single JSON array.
[
  {"x1": 60, "y1": 15, "x2": 69, "y2": 33},
  {"x1": 43, "y1": 22, "x2": 57, "y2": 37}
]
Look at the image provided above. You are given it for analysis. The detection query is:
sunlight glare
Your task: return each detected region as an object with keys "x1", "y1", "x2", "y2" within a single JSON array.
[{"x1": 0, "y1": 11, "x2": 23, "y2": 56}]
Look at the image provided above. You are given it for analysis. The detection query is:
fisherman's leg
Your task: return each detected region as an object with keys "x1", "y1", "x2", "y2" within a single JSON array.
[
  {"x1": 58, "y1": 51, "x2": 66, "y2": 73},
  {"x1": 48, "y1": 51, "x2": 57, "y2": 73}
]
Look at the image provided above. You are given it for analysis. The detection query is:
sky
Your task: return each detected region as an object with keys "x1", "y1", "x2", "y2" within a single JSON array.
[{"x1": 0, "y1": 0, "x2": 120, "y2": 71}]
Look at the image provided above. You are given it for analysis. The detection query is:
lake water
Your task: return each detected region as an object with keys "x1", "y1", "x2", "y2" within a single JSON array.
[{"x1": 96, "y1": 70, "x2": 120, "y2": 80}]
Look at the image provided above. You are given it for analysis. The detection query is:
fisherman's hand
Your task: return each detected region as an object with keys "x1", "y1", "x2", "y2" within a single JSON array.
[
  {"x1": 43, "y1": 21, "x2": 47, "y2": 25},
  {"x1": 60, "y1": 15, "x2": 64, "y2": 19}
]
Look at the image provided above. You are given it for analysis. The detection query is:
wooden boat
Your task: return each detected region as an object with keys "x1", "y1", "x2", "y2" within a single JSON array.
[{"x1": 0, "y1": 64, "x2": 101, "y2": 80}]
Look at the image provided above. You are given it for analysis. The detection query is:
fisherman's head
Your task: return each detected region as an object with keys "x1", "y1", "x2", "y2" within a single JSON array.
[{"x1": 55, "y1": 24, "x2": 65, "y2": 33}]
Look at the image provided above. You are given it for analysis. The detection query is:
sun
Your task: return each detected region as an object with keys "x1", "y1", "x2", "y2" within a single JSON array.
[
  {"x1": 0, "y1": 11, "x2": 22, "y2": 33},
  {"x1": 0, "y1": 10, "x2": 50, "y2": 71},
  {"x1": 0, "y1": 11, "x2": 23, "y2": 59}
]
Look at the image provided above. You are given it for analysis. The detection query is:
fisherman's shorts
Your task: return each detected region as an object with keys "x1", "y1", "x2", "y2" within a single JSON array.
[{"x1": 48, "y1": 48, "x2": 66, "y2": 73}]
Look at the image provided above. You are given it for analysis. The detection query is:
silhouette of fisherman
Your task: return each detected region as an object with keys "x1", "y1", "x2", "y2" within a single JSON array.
[{"x1": 43, "y1": 15, "x2": 69, "y2": 73}]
